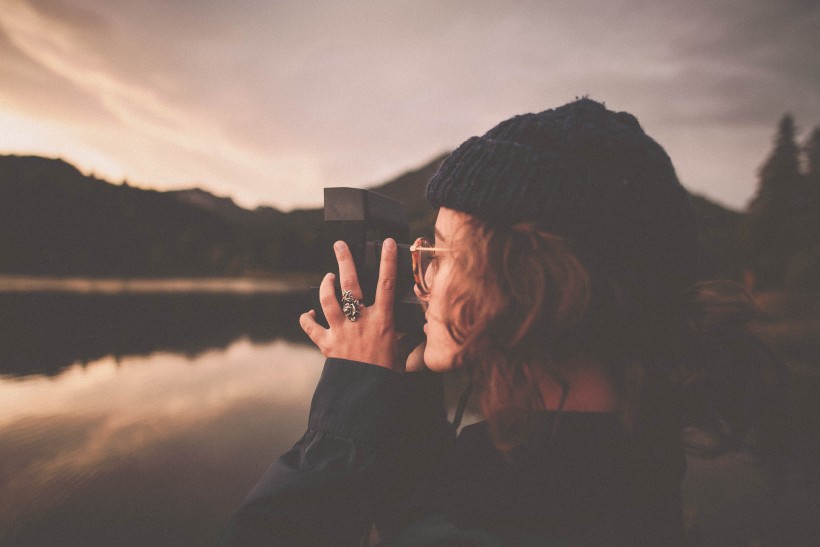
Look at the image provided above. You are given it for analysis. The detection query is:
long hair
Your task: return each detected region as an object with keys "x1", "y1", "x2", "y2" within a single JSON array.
[
  {"x1": 443, "y1": 217, "x2": 692, "y2": 453},
  {"x1": 444, "y1": 219, "x2": 596, "y2": 451}
]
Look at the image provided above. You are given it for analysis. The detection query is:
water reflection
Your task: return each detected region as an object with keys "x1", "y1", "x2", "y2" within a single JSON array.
[
  {"x1": 0, "y1": 291, "x2": 312, "y2": 377},
  {"x1": 0, "y1": 338, "x2": 324, "y2": 546}
]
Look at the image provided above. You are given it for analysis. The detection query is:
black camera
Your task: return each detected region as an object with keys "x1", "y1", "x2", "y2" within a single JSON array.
[{"x1": 310, "y1": 187, "x2": 425, "y2": 332}]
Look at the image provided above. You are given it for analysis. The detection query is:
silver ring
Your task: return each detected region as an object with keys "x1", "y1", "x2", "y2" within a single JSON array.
[{"x1": 341, "y1": 290, "x2": 364, "y2": 322}]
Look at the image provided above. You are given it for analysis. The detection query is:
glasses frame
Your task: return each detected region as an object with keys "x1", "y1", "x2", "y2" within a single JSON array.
[{"x1": 410, "y1": 237, "x2": 450, "y2": 297}]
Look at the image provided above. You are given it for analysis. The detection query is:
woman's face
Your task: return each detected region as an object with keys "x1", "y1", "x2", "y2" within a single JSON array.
[{"x1": 417, "y1": 207, "x2": 469, "y2": 371}]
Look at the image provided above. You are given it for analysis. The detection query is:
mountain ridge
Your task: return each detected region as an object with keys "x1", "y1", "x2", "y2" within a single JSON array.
[{"x1": 0, "y1": 153, "x2": 741, "y2": 279}]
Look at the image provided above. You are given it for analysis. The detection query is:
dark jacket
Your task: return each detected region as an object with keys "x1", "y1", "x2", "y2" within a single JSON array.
[{"x1": 222, "y1": 359, "x2": 684, "y2": 546}]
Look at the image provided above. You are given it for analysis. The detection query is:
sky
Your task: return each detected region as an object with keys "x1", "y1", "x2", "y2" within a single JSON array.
[{"x1": 1, "y1": 0, "x2": 818, "y2": 211}]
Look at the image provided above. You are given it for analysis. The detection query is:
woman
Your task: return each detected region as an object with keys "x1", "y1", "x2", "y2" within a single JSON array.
[{"x1": 223, "y1": 98, "x2": 698, "y2": 545}]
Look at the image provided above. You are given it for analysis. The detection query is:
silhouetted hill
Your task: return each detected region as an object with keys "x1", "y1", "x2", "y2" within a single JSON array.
[
  {"x1": 0, "y1": 155, "x2": 278, "y2": 276},
  {"x1": 170, "y1": 188, "x2": 286, "y2": 229},
  {"x1": 0, "y1": 153, "x2": 743, "y2": 279}
]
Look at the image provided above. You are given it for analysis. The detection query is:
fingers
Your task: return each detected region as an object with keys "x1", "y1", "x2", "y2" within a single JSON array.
[
  {"x1": 318, "y1": 272, "x2": 345, "y2": 326},
  {"x1": 334, "y1": 241, "x2": 363, "y2": 300},
  {"x1": 299, "y1": 309, "x2": 327, "y2": 352},
  {"x1": 374, "y1": 238, "x2": 397, "y2": 318}
]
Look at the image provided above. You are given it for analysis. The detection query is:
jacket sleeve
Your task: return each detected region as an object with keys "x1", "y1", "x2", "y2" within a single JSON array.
[
  {"x1": 221, "y1": 358, "x2": 452, "y2": 546},
  {"x1": 370, "y1": 367, "x2": 454, "y2": 539}
]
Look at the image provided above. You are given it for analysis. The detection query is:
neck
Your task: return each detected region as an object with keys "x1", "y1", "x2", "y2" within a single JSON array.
[{"x1": 538, "y1": 358, "x2": 618, "y2": 412}]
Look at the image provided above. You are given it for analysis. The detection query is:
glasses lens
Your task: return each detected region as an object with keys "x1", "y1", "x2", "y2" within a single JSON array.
[{"x1": 412, "y1": 237, "x2": 433, "y2": 295}]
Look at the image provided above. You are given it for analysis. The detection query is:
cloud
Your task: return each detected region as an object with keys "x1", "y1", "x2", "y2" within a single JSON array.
[
  {"x1": 0, "y1": 19, "x2": 110, "y2": 124},
  {"x1": 1, "y1": 0, "x2": 323, "y2": 204},
  {"x1": 1, "y1": 0, "x2": 818, "y2": 209},
  {"x1": 666, "y1": 0, "x2": 820, "y2": 125},
  {"x1": 0, "y1": 339, "x2": 324, "y2": 520}
]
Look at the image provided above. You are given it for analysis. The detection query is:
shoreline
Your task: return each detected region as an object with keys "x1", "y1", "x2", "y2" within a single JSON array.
[{"x1": 0, "y1": 275, "x2": 317, "y2": 294}]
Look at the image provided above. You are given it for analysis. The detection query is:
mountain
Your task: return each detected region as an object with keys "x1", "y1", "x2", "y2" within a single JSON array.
[
  {"x1": 368, "y1": 153, "x2": 447, "y2": 237},
  {"x1": 0, "y1": 153, "x2": 742, "y2": 279},
  {"x1": 0, "y1": 155, "x2": 274, "y2": 276}
]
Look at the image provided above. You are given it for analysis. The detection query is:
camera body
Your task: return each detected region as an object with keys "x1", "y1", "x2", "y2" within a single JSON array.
[{"x1": 311, "y1": 187, "x2": 425, "y2": 332}]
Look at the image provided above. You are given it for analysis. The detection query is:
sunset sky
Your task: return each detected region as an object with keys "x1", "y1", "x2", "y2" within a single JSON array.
[{"x1": 1, "y1": 0, "x2": 818, "y2": 211}]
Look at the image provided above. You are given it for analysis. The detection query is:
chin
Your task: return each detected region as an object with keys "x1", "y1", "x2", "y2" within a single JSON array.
[{"x1": 423, "y1": 343, "x2": 458, "y2": 372}]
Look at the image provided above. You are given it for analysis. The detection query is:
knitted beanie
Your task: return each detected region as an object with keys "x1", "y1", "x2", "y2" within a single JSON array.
[{"x1": 426, "y1": 98, "x2": 698, "y2": 307}]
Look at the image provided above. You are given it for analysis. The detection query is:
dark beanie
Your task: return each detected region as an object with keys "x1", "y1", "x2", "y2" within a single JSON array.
[{"x1": 426, "y1": 98, "x2": 698, "y2": 308}]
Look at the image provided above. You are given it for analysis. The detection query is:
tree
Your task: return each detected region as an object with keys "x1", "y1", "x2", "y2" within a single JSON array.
[
  {"x1": 748, "y1": 115, "x2": 802, "y2": 216},
  {"x1": 784, "y1": 127, "x2": 820, "y2": 291},
  {"x1": 743, "y1": 115, "x2": 805, "y2": 289},
  {"x1": 804, "y1": 127, "x2": 820, "y2": 209}
]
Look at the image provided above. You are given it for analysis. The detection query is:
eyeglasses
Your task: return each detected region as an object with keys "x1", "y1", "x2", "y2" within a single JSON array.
[{"x1": 410, "y1": 237, "x2": 450, "y2": 297}]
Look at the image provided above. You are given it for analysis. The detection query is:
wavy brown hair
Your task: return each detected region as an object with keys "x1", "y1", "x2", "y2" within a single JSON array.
[
  {"x1": 443, "y1": 219, "x2": 607, "y2": 452},
  {"x1": 444, "y1": 217, "x2": 698, "y2": 455}
]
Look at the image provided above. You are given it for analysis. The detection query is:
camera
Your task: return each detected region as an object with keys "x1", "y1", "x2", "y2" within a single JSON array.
[{"x1": 311, "y1": 187, "x2": 425, "y2": 332}]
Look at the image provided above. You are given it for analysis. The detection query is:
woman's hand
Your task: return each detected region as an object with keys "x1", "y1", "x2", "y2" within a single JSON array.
[{"x1": 299, "y1": 239, "x2": 400, "y2": 370}]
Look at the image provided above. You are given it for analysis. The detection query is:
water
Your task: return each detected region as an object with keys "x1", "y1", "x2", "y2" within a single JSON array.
[{"x1": 0, "y1": 291, "x2": 324, "y2": 546}]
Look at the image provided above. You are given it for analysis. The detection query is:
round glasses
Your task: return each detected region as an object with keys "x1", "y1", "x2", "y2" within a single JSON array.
[{"x1": 410, "y1": 237, "x2": 450, "y2": 297}]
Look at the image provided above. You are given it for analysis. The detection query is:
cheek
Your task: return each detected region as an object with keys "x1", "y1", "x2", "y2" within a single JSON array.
[
  {"x1": 423, "y1": 263, "x2": 461, "y2": 371},
  {"x1": 426, "y1": 260, "x2": 453, "y2": 318}
]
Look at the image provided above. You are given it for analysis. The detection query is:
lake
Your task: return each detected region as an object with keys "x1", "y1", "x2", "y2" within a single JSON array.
[{"x1": 0, "y1": 290, "x2": 328, "y2": 546}]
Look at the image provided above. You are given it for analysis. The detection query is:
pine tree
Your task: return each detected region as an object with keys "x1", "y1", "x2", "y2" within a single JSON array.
[
  {"x1": 748, "y1": 115, "x2": 802, "y2": 216},
  {"x1": 743, "y1": 114, "x2": 804, "y2": 289},
  {"x1": 804, "y1": 127, "x2": 820, "y2": 206},
  {"x1": 785, "y1": 127, "x2": 820, "y2": 290}
]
